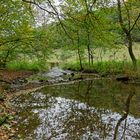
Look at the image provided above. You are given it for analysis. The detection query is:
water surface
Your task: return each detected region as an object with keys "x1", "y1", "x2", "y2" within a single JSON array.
[{"x1": 11, "y1": 79, "x2": 140, "y2": 140}]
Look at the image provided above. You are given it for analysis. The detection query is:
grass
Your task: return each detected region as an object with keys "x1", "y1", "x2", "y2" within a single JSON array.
[
  {"x1": 3, "y1": 43, "x2": 140, "y2": 74},
  {"x1": 62, "y1": 60, "x2": 140, "y2": 76},
  {"x1": 49, "y1": 43, "x2": 140, "y2": 63},
  {"x1": 6, "y1": 60, "x2": 47, "y2": 71},
  {"x1": 5, "y1": 58, "x2": 140, "y2": 77},
  {"x1": 58, "y1": 43, "x2": 140, "y2": 75}
]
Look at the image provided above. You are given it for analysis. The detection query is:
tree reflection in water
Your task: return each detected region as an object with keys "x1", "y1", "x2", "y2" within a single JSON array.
[
  {"x1": 11, "y1": 80, "x2": 140, "y2": 140},
  {"x1": 113, "y1": 91, "x2": 140, "y2": 140}
]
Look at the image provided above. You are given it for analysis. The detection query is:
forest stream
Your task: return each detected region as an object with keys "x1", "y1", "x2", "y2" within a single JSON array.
[
  {"x1": 10, "y1": 76, "x2": 140, "y2": 140},
  {"x1": 1, "y1": 0, "x2": 140, "y2": 139}
]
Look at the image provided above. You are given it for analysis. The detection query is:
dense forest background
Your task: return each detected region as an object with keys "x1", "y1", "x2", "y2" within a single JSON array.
[{"x1": 0, "y1": 0, "x2": 140, "y2": 73}]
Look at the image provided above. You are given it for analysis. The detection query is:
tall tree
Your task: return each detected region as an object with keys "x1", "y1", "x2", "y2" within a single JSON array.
[
  {"x1": 0, "y1": 0, "x2": 32, "y2": 66},
  {"x1": 117, "y1": 0, "x2": 140, "y2": 70}
]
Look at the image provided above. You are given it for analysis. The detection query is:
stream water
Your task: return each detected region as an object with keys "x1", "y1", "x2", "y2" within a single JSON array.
[{"x1": 11, "y1": 79, "x2": 140, "y2": 140}]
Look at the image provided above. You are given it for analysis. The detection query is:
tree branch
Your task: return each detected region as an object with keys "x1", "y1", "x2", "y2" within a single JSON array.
[
  {"x1": 0, "y1": 36, "x2": 47, "y2": 47},
  {"x1": 129, "y1": 13, "x2": 140, "y2": 33},
  {"x1": 122, "y1": 0, "x2": 131, "y2": 31},
  {"x1": 90, "y1": 0, "x2": 97, "y2": 11},
  {"x1": 22, "y1": 0, "x2": 56, "y2": 15},
  {"x1": 0, "y1": 39, "x2": 20, "y2": 46},
  {"x1": 117, "y1": 0, "x2": 129, "y2": 35},
  {"x1": 47, "y1": 0, "x2": 74, "y2": 41},
  {"x1": 22, "y1": 0, "x2": 73, "y2": 41}
]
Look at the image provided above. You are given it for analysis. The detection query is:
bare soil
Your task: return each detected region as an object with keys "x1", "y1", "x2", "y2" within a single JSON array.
[{"x1": 0, "y1": 69, "x2": 35, "y2": 140}]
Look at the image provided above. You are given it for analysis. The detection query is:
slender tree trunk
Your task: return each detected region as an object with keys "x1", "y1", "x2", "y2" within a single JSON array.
[
  {"x1": 77, "y1": 46, "x2": 83, "y2": 70},
  {"x1": 87, "y1": 44, "x2": 91, "y2": 66},
  {"x1": 77, "y1": 31, "x2": 83, "y2": 70},
  {"x1": 127, "y1": 34, "x2": 137, "y2": 70},
  {"x1": 91, "y1": 49, "x2": 94, "y2": 65},
  {"x1": 87, "y1": 30, "x2": 91, "y2": 66}
]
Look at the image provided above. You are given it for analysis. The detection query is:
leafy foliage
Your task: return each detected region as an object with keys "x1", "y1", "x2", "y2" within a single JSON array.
[{"x1": 0, "y1": 0, "x2": 140, "y2": 71}]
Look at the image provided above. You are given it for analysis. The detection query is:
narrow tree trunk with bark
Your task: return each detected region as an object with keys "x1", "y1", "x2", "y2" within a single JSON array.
[
  {"x1": 77, "y1": 31, "x2": 83, "y2": 70},
  {"x1": 87, "y1": 30, "x2": 91, "y2": 66},
  {"x1": 127, "y1": 34, "x2": 137, "y2": 70},
  {"x1": 77, "y1": 48, "x2": 83, "y2": 71},
  {"x1": 91, "y1": 49, "x2": 94, "y2": 65},
  {"x1": 87, "y1": 43, "x2": 91, "y2": 66}
]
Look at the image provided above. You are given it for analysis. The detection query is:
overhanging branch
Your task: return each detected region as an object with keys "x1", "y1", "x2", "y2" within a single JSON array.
[
  {"x1": 22, "y1": 0, "x2": 56, "y2": 15},
  {"x1": 0, "y1": 36, "x2": 47, "y2": 47},
  {"x1": 22, "y1": 0, "x2": 74, "y2": 41},
  {"x1": 129, "y1": 13, "x2": 140, "y2": 33},
  {"x1": 0, "y1": 39, "x2": 20, "y2": 46}
]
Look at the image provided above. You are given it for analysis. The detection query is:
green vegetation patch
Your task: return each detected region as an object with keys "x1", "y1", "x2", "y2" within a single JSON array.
[
  {"x1": 62, "y1": 60, "x2": 140, "y2": 75},
  {"x1": 6, "y1": 60, "x2": 47, "y2": 71}
]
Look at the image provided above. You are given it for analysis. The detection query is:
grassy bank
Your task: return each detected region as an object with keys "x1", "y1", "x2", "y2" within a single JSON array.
[
  {"x1": 4, "y1": 59, "x2": 140, "y2": 76},
  {"x1": 62, "y1": 60, "x2": 140, "y2": 76}
]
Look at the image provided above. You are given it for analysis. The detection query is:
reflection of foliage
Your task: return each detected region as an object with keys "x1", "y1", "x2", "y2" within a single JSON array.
[
  {"x1": 30, "y1": 97, "x2": 113, "y2": 139},
  {"x1": 12, "y1": 92, "x2": 49, "y2": 139},
  {"x1": 61, "y1": 106, "x2": 112, "y2": 139},
  {"x1": 17, "y1": 109, "x2": 40, "y2": 139},
  {"x1": 42, "y1": 79, "x2": 139, "y2": 116},
  {"x1": 11, "y1": 79, "x2": 140, "y2": 139}
]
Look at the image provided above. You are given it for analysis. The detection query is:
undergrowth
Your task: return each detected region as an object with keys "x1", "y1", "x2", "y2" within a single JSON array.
[
  {"x1": 4, "y1": 59, "x2": 140, "y2": 76},
  {"x1": 6, "y1": 60, "x2": 47, "y2": 71},
  {"x1": 62, "y1": 60, "x2": 140, "y2": 75}
]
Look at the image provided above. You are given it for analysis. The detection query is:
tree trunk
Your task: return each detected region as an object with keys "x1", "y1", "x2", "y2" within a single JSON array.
[
  {"x1": 77, "y1": 47, "x2": 83, "y2": 71},
  {"x1": 77, "y1": 31, "x2": 83, "y2": 70},
  {"x1": 117, "y1": 0, "x2": 138, "y2": 71},
  {"x1": 87, "y1": 44, "x2": 91, "y2": 66},
  {"x1": 87, "y1": 31, "x2": 91, "y2": 66},
  {"x1": 127, "y1": 34, "x2": 137, "y2": 70},
  {"x1": 91, "y1": 49, "x2": 94, "y2": 65}
]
